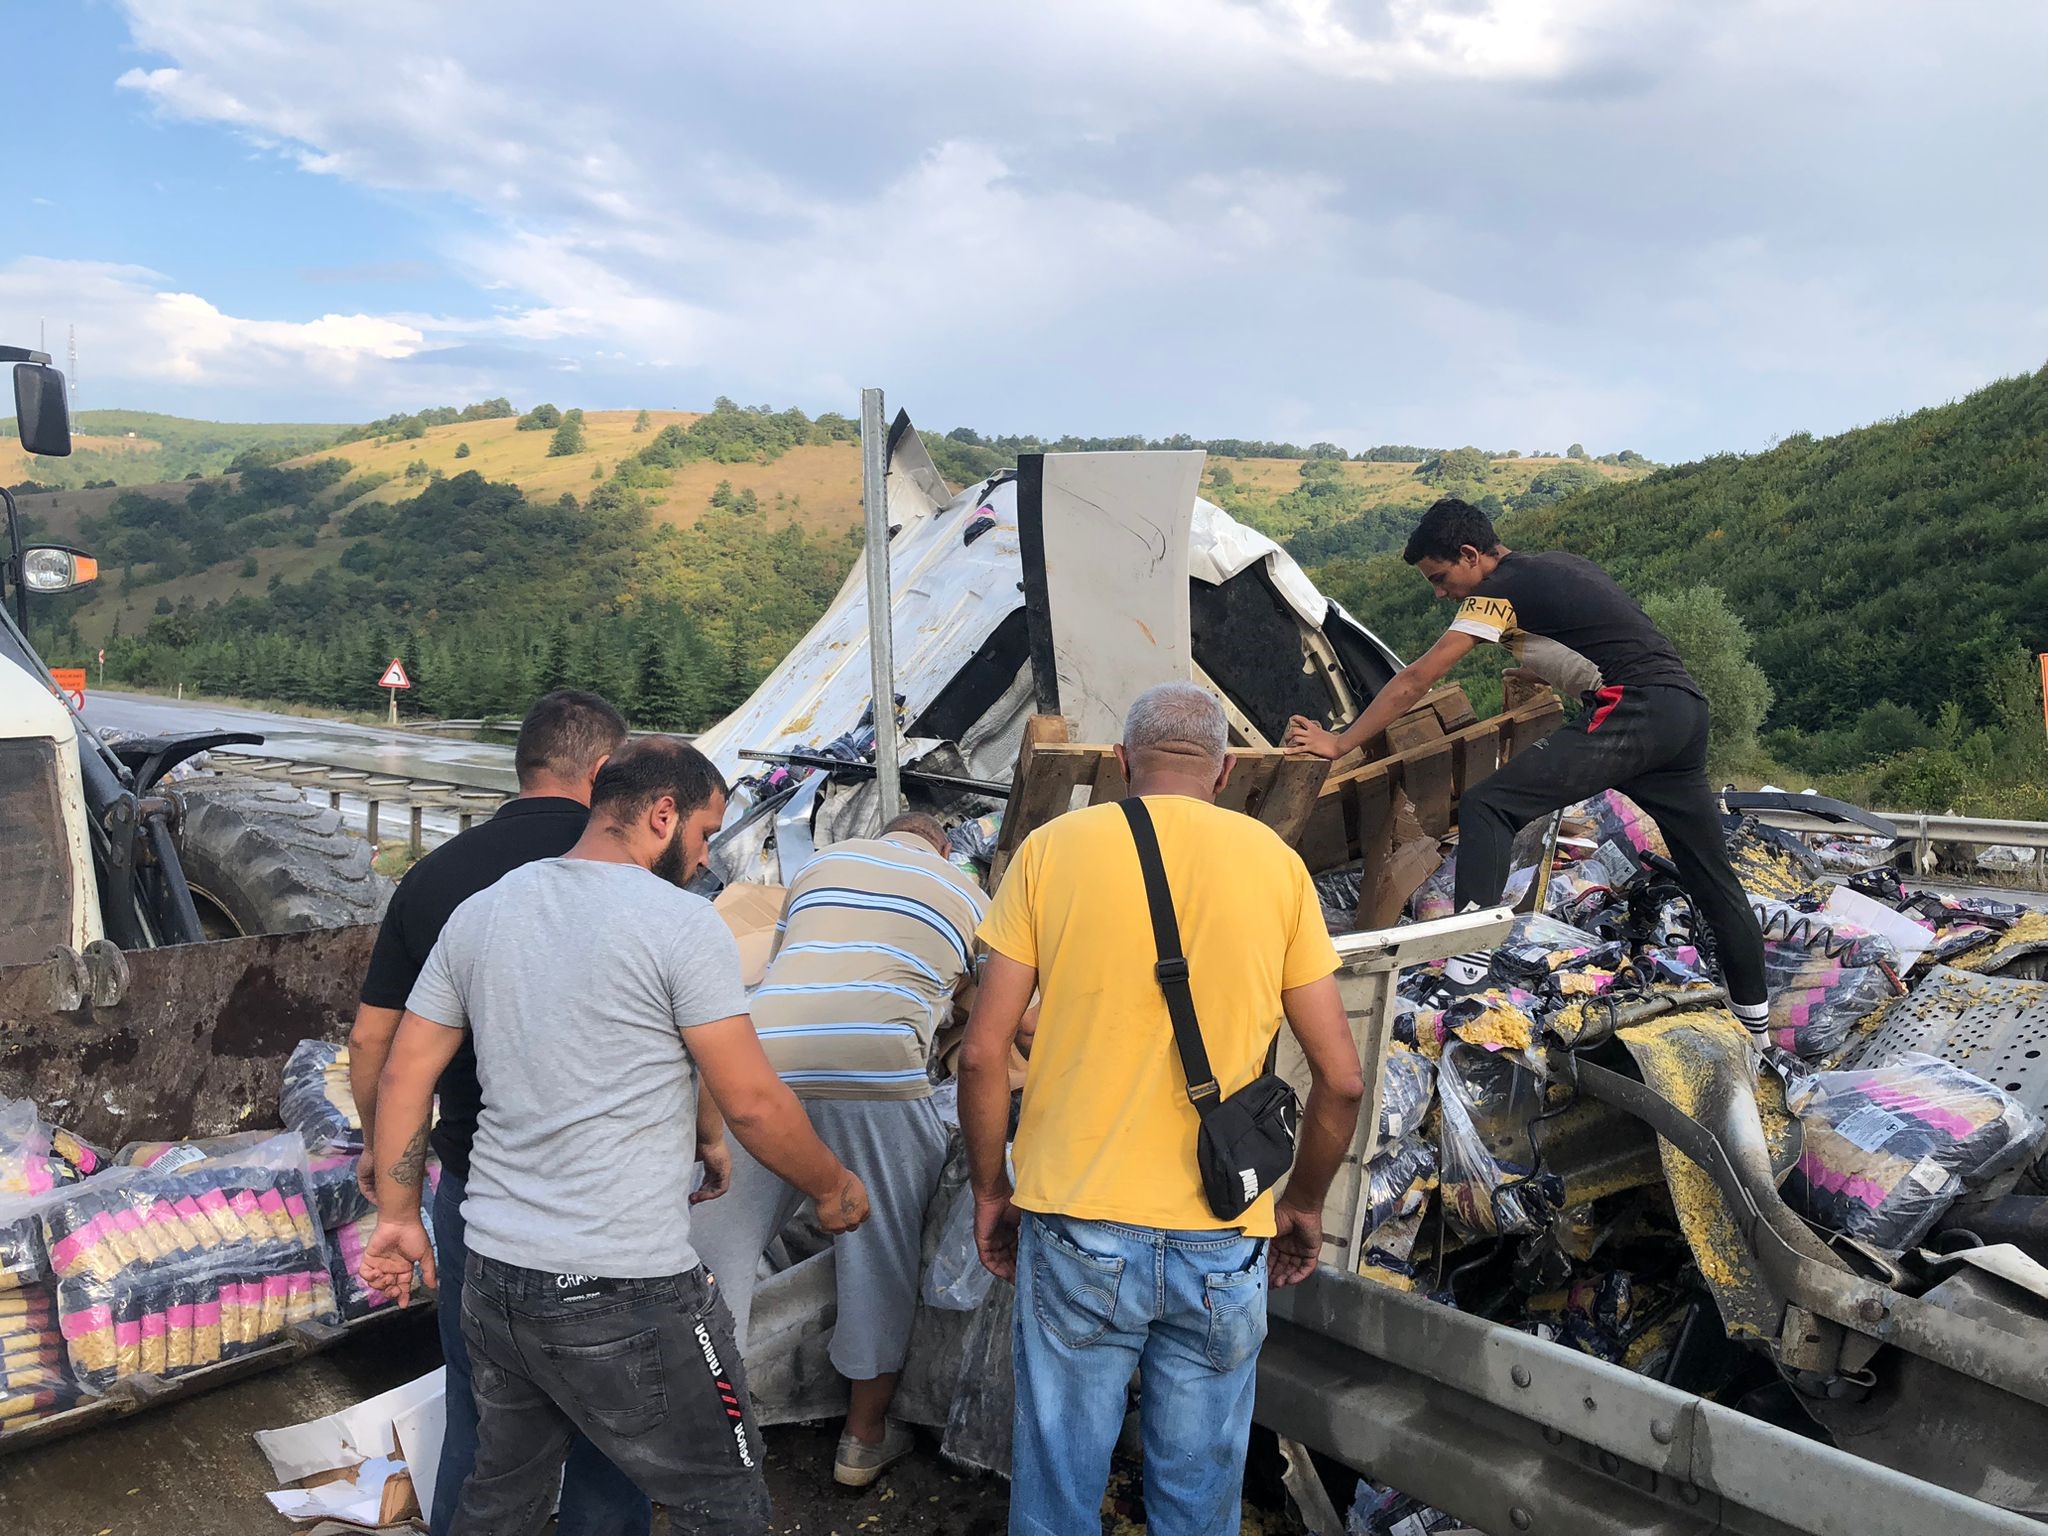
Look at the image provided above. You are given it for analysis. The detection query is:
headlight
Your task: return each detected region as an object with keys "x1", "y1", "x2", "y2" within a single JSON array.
[{"x1": 22, "y1": 546, "x2": 98, "y2": 593}]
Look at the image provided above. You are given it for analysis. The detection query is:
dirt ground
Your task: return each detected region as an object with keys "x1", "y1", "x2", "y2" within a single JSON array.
[{"x1": 0, "y1": 1310, "x2": 1010, "y2": 1536}]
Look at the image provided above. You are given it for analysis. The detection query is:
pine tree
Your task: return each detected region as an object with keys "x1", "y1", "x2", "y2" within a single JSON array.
[
  {"x1": 633, "y1": 630, "x2": 692, "y2": 730},
  {"x1": 534, "y1": 623, "x2": 573, "y2": 696}
]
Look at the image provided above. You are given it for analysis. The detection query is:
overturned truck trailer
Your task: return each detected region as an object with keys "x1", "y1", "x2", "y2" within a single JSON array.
[
  {"x1": 698, "y1": 420, "x2": 2048, "y2": 1535},
  {"x1": 694, "y1": 420, "x2": 1407, "y2": 881}
]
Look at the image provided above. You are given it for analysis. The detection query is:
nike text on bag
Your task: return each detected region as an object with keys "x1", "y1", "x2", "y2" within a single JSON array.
[{"x1": 1120, "y1": 799, "x2": 1301, "y2": 1222}]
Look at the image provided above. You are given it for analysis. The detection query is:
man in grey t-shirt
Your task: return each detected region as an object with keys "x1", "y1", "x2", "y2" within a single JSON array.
[{"x1": 362, "y1": 739, "x2": 870, "y2": 1536}]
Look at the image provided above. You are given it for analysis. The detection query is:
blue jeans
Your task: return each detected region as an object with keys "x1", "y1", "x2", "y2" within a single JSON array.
[
  {"x1": 1010, "y1": 1213, "x2": 1267, "y2": 1536},
  {"x1": 431, "y1": 1169, "x2": 652, "y2": 1536}
]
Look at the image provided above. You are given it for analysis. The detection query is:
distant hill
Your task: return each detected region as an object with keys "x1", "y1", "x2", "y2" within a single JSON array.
[
  {"x1": 1, "y1": 411, "x2": 347, "y2": 489},
  {"x1": 296, "y1": 409, "x2": 868, "y2": 535}
]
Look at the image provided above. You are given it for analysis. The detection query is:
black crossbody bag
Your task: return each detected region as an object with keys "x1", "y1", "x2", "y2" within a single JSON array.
[{"x1": 1120, "y1": 798, "x2": 1301, "y2": 1221}]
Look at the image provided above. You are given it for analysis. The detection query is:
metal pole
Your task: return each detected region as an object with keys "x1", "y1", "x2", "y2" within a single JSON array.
[{"x1": 860, "y1": 387, "x2": 901, "y2": 827}]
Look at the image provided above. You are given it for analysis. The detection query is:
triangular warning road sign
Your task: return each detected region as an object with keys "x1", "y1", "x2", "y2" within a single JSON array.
[{"x1": 378, "y1": 658, "x2": 413, "y2": 689}]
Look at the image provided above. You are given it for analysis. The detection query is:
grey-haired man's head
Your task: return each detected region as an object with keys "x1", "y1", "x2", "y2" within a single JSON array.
[{"x1": 1117, "y1": 682, "x2": 1233, "y2": 799}]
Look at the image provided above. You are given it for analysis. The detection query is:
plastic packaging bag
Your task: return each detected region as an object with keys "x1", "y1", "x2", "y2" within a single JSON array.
[
  {"x1": 326, "y1": 1160, "x2": 440, "y2": 1321},
  {"x1": 1348, "y1": 1481, "x2": 1480, "y2": 1535},
  {"x1": 1316, "y1": 862, "x2": 1367, "y2": 931},
  {"x1": 306, "y1": 1148, "x2": 372, "y2": 1234},
  {"x1": 1436, "y1": 1045, "x2": 1557, "y2": 1239},
  {"x1": 1545, "y1": 837, "x2": 1644, "y2": 920},
  {"x1": 939, "y1": 1277, "x2": 1015, "y2": 1477},
  {"x1": 0, "y1": 1098, "x2": 104, "y2": 1198},
  {"x1": 1378, "y1": 1043, "x2": 1435, "y2": 1147},
  {"x1": 113, "y1": 1130, "x2": 281, "y2": 1170},
  {"x1": 946, "y1": 813, "x2": 1002, "y2": 878},
  {"x1": 279, "y1": 1040, "x2": 362, "y2": 1152},
  {"x1": 921, "y1": 1190, "x2": 993, "y2": 1313},
  {"x1": 1753, "y1": 898, "x2": 1899, "y2": 1059},
  {"x1": 0, "y1": 1281, "x2": 86, "y2": 1441},
  {"x1": 1784, "y1": 1054, "x2": 2044, "y2": 1251},
  {"x1": 1723, "y1": 818, "x2": 1830, "y2": 902},
  {"x1": 1362, "y1": 1136, "x2": 1437, "y2": 1236},
  {"x1": 40, "y1": 1133, "x2": 338, "y2": 1392},
  {"x1": 1571, "y1": 790, "x2": 1668, "y2": 861}
]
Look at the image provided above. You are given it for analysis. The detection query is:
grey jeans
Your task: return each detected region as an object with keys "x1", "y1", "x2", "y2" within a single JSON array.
[{"x1": 453, "y1": 1253, "x2": 771, "y2": 1536}]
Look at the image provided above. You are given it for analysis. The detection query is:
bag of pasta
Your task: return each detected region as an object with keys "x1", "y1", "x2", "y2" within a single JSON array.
[{"x1": 1785, "y1": 1054, "x2": 2044, "y2": 1251}]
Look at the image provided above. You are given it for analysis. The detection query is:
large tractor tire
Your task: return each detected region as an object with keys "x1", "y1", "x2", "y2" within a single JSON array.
[{"x1": 172, "y1": 777, "x2": 392, "y2": 938}]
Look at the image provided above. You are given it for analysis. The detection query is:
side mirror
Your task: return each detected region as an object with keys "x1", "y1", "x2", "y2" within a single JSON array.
[
  {"x1": 12, "y1": 363, "x2": 72, "y2": 457},
  {"x1": 21, "y1": 545, "x2": 98, "y2": 593}
]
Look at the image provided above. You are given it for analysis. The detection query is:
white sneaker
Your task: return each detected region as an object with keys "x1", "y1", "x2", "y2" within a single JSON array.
[{"x1": 833, "y1": 1420, "x2": 915, "y2": 1488}]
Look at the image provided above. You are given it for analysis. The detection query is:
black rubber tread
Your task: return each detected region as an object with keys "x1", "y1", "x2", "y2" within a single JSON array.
[{"x1": 172, "y1": 777, "x2": 391, "y2": 935}]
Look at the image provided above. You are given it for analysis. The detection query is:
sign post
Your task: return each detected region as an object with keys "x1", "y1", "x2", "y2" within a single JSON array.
[
  {"x1": 96, "y1": 648, "x2": 105, "y2": 688},
  {"x1": 379, "y1": 657, "x2": 412, "y2": 725},
  {"x1": 859, "y1": 387, "x2": 900, "y2": 828}
]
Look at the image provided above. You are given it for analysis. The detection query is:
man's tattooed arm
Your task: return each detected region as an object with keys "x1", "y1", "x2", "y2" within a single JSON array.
[{"x1": 388, "y1": 1125, "x2": 430, "y2": 1188}]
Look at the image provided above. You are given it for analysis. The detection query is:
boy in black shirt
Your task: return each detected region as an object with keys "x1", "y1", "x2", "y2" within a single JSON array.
[{"x1": 1284, "y1": 498, "x2": 1770, "y2": 1041}]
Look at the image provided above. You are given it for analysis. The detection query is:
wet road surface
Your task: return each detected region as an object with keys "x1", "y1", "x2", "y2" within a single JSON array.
[
  {"x1": 83, "y1": 691, "x2": 518, "y2": 794},
  {"x1": 0, "y1": 1309, "x2": 1011, "y2": 1536}
]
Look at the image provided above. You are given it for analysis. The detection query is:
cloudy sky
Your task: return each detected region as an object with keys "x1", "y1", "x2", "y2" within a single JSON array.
[{"x1": 5, "y1": 1, "x2": 2044, "y2": 459}]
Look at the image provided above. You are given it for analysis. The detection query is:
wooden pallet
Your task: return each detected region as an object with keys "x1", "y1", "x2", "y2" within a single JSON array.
[
  {"x1": 987, "y1": 717, "x2": 1332, "y2": 889},
  {"x1": 1298, "y1": 692, "x2": 1565, "y2": 925}
]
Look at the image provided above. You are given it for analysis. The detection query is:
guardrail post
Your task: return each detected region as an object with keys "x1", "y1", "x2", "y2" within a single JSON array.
[
  {"x1": 409, "y1": 805, "x2": 424, "y2": 857},
  {"x1": 459, "y1": 813, "x2": 474, "y2": 834},
  {"x1": 366, "y1": 799, "x2": 380, "y2": 847},
  {"x1": 328, "y1": 789, "x2": 341, "y2": 811}
]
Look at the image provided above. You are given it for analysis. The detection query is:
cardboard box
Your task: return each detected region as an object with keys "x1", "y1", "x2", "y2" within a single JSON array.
[{"x1": 714, "y1": 883, "x2": 788, "y2": 988}]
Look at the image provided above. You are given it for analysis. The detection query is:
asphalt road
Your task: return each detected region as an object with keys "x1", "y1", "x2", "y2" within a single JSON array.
[
  {"x1": 82, "y1": 690, "x2": 515, "y2": 848},
  {"x1": 83, "y1": 690, "x2": 517, "y2": 793}
]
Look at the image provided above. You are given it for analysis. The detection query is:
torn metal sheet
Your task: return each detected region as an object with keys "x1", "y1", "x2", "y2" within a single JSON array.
[{"x1": 1921, "y1": 1242, "x2": 2048, "y2": 1306}]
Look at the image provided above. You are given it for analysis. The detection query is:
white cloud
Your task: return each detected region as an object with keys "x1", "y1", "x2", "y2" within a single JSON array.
[
  {"x1": 48, "y1": 0, "x2": 2048, "y2": 450},
  {"x1": 0, "y1": 258, "x2": 433, "y2": 402}
]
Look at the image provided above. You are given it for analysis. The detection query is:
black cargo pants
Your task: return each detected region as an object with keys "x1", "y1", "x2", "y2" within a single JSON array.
[
  {"x1": 1452, "y1": 683, "x2": 1769, "y2": 1009},
  {"x1": 452, "y1": 1253, "x2": 771, "y2": 1536}
]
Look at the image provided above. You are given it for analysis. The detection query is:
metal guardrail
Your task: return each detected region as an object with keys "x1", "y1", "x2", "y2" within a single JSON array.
[
  {"x1": 206, "y1": 749, "x2": 509, "y2": 852},
  {"x1": 399, "y1": 717, "x2": 525, "y2": 734},
  {"x1": 1878, "y1": 811, "x2": 2048, "y2": 872},
  {"x1": 1258, "y1": 1271, "x2": 2039, "y2": 1536},
  {"x1": 1738, "y1": 801, "x2": 2047, "y2": 883}
]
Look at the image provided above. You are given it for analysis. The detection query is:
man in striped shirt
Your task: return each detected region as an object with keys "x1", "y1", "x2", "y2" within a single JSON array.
[{"x1": 691, "y1": 811, "x2": 986, "y2": 1488}]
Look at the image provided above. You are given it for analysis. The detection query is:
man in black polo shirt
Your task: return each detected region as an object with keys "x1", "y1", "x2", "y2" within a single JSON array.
[
  {"x1": 350, "y1": 689, "x2": 645, "y2": 1536},
  {"x1": 1283, "y1": 498, "x2": 1770, "y2": 1042}
]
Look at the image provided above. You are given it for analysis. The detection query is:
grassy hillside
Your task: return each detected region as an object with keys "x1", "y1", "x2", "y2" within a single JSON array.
[
  {"x1": 303, "y1": 411, "x2": 866, "y2": 534},
  {"x1": 1198, "y1": 452, "x2": 1644, "y2": 564},
  {"x1": 2, "y1": 411, "x2": 346, "y2": 489}
]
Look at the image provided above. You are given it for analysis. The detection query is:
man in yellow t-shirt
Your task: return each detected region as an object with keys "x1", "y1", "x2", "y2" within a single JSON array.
[{"x1": 960, "y1": 682, "x2": 1365, "y2": 1536}]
